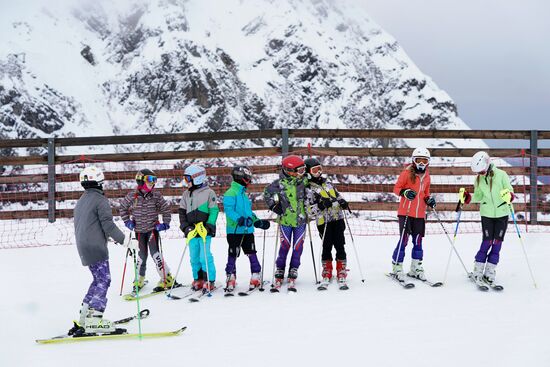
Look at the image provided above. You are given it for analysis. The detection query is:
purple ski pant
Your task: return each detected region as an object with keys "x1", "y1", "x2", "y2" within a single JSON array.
[
  {"x1": 475, "y1": 240, "x2": 502, "y2": 265},
  {"x1": 83, "y1": 260, "x2": 111, "y2": 312},
  {"x1": 276, "y1": 224, "x2": 306, "y2": 270}
]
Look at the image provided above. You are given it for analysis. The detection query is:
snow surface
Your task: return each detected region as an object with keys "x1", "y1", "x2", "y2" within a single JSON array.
[{"x1": 2, "y1": 232, "x2": 549, "y2": 366}]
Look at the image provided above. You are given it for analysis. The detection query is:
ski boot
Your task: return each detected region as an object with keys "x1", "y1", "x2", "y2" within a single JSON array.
[
  {"x1": 271, "y1": 268, "x2": 284, "y2": 292},
  {"x1": 225, "y1": 273, "x2": 236, "y2": 293},
  {"x1": 336, "y1": 260, "x2": 349, "y2": 290},
  {"x1": 203, "y1": 281, "x2": 216, "y2": 292},
  {"x1": 407, "y1": 259, "x2": 426, "y2": 281},
  {"x1": 391, "y1": 262, "x2": 405, "y2": 282},
  {"x1": 249, "y1": 272, "x2": 261, "y2": 289},
  {"x1": 133, "y1": 276, "x2": 146, "y2": 291},
  {"x1": 471, "y1": 261, "x2": 485, "y2": 282},
  {"x1": 84, "y1": 308, "x2": 118, "y2": 335},
  {"x1": 287, "y1": 268, "x2": 298, "y2": 291},
  {"x1": 191, "y1": 279, "x2": 205, "y2": 291},
  {"x1": 68, "y1": 303, "x2": 88, "y2": 336},
  {"x1": 483, "y1": 262, "x2": 497, "y2": 285},
  {"x1": 321, "y1": 260, "x2": 333, "y2": 283},
  {"x1": 154, "y1": 272, "x2": 176, "y2": 291}
]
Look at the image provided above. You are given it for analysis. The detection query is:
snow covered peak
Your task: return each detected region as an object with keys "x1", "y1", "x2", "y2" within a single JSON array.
[{"x1": 0, "y1": 0, "x2": 468, "y2": 146}]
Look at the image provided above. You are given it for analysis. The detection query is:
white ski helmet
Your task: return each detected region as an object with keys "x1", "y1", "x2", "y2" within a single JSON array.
[
  {"x1": 411, "y1": 147, "x2": 431, "y2": 172},
  {"x1": 79, "y1": 166, "x2": 104, "y2": 188},
  {"x1": 471, "y1": 151, "x2": 490, "y2": 174},
  {"x1": 183, "y1": 164, "x2": 206, "y2": 186}
]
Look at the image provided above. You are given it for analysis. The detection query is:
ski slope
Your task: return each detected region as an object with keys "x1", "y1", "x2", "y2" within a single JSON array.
[{"x1": 2, "y1": 232, "x2": 548, "y2": 367}]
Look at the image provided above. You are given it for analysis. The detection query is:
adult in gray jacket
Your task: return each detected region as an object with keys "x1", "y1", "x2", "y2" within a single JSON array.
[{"x1": 69, "y1": 166, "x2": 136, "y2": 337}]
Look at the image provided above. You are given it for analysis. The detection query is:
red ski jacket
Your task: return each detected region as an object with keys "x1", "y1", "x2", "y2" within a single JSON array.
[{"x1": 393, "y1": 165, "x2": 431, "y2": 219}]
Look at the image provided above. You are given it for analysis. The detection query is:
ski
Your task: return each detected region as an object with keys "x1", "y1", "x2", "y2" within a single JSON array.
[
  {"x1": 407, "y1": 274, "x2": 443, "y2": 287},
  {"x1": 166, "y1": 287, "x2": 203, "y2": 301},
  {"x1": 123, "y1": 283, "x2": 184, "y2": 301},
  {"x1": 317, "y1": 281, "x2": 330, "y2": 291},
  {"x1": 468, "y1": 273, "x2": 489, "y2": 291},
  {"x1": 36, "y1": 309, "x2": 152, "y2": 343},
  {"x1": 36, "y1": 327, "x2": 187, "y2": 344},
  {"x1": 482, "y1": 278, "x2": 504, "y2": 291},
  {"x1": 238, "y1": 281, "x2": 270, "y2": 296},
  {"x1": 224, "y1": 288, "x2": 235, "y2": 297},
  {"x1": 338, "y1": 281, "x2": 349, "y2": 290},
  {"x1": 386, "y1": 273, "x2": 415, "y2": 289},
  {"x1": 287, "y1": 279, "x2": 297, "y2": 293},
  {"x1": 189, "y1": 287, "x2": 218, "y2": 303}
]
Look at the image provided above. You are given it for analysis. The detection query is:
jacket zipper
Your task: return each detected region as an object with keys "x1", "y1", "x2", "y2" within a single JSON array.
[{"x1": 416, "y1": 174, "x2": 424, "y2": 218}]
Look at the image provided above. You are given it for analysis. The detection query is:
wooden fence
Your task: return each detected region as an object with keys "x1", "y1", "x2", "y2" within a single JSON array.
[{"x1": 0, "y1": 129, "x2": 548, "y2": 225}]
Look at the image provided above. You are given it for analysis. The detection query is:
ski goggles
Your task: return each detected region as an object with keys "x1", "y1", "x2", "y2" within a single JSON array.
[
  {"x1": 183, "y1": 174, "x2": 193, "y2": 186},
  {"x1": 309, "y1": 165, "x2": 322, "y2": 176},
  {"x1": 413, "y1": 157, "x2": 429, "y2": 165},
  {"x1": 291, "y1": 165, "x2": 306, "y2": 176},
  {"x1": 136, "y1": 173, "x2": 157, "y2": 183}
]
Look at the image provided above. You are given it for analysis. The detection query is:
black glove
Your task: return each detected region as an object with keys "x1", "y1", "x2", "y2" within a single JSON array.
[
  {"x1": 254, "y1": 219, "x2": 271, "y2": 230},
  {"x1": 401, "y1": 189, "x2": 417, "y2": 201},
  {"x1": 425, "y1": 196, "x2": 436, "y2": 209},
  {"x1": 182, "y1": 225, "x2": 194, "y2": 236},
  {"x1": 205, "y1": 223, "x2": 216, "y2": 236},
  {"x1": 317, "y1": 197, "x2": 333, "y2": 210},
  {"x1": 270, "y1": 202, "x2": 283, "y2": 216},
  {"x1": 337, "y1": 198, "x2": 349, "y2": 210},
  {"x1": 237, "y1": 217, "x2": 253, "y2": 227}
]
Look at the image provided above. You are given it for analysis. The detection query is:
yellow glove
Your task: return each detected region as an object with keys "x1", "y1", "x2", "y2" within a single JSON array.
[{"x1": 500, "y1": 188, "x2": 514, "y2": 204}]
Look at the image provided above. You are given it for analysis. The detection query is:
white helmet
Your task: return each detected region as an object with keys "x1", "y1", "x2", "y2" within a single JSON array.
[
  {"x1": 471, "y1": 151, "x2": 490, "y2": 174},
  {"x1": 411, "y1": 147, "x2": 431, "y2": 172},
  {"x1": 79, "y1": 166, "x2": 105, "y2": 188}
]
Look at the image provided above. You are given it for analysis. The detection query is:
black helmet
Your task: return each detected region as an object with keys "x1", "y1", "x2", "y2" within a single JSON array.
[
  {"x1": 304, "y1": 157, "x2": 323, "y2": 179},
  {"x1": 231, "y1": 165, "x2": 252, "y2": 187},
  {"x1": 304, "y1": 157, "x2": 321, "y2": 171},
  {"x1": 135, "y1": 168, "x2": 157, "y2": 186}
]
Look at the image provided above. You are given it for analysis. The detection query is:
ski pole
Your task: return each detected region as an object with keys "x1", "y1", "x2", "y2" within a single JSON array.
[
  {"x1": 342, "y1": 209, "x2": 365, "y2": 283},
  {"x1": 432, "y1": 206, "x2": 469, "y2": 282},
  {"x1": 270, "y1": 222, "x2": 281, "y2": 287},
  {"x1": 131, "y1": 249, "x2": 143, "y2": 340},
  {"x1": 119, "y1": 234, "x2": 132, "y2": 296},
  {"x1": 509, "y1": 203, "x2": 537, "y2": 288},
  {"x1": 196, "y1": 222, "x2": 213, "y2": 296},
  {"x1": 259, "y1": 228, "x2": 267, "y2": 291},
  {"x1": 167, "y1": 243, "x2": 188, "y2": 298},
  {"x1": 393, "y1": 201, "x2": 412, "y2": 270},
  {"x1": 306, "y1": 219, "x2": 320, "y2": 284}
]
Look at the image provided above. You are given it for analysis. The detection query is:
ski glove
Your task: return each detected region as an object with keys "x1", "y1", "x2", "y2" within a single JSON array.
[
  {"x1": 317, "y1": 197, "x2": 333, "y2": 210},
  {"x1": 254, "y1": 219, "x2": 271, "y2": 230},
  {"x1": 124, "y1": 220, "x2": 136, "y2": 230},
  {"x1": 500, "y1": 188, "x2": 514, "y2": 204},
  {"x1": 182, "y1": 225, "x2": 195, "y2": 236},
  {"x1": 155, "y1": 223, "x2": 170, "y2": 232},
  {"x1": 459, "y1": 188, "x2": 472, "y2": 204},
  {"x1": 401, "y1": 189, "x2": 417, "y2": 201},
  {"x1": 337, "y1": 198, "x2": 349, "y2": 210},
  {"x1": 270, "y1": 202, "x2": 283, "y2": 216},
  {"x1": 205, "y1": 223, "x2": 216, "y2": 236},
  {"x1": 425, "y1": 196, "x2": 436, "y2": 209},
  {"x1": 237, "y1": 217, "x2": 254, "y2": 227}
]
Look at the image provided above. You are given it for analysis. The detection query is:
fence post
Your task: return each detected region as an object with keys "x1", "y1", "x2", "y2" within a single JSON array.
[
  {"x1": 47, "y1": 137, "x2": 56, "y2": 223},
  {"x1": 529, "y1": 130, "x2": 538, "y2": 225},
  {"x1": 281, "y1": 128, "x2": 289, "y2": 156}
]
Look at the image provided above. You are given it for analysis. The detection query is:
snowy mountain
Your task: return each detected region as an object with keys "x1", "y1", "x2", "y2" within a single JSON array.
[{"x1": 0, "y1": 0, "x2": 469, "y2": 152}]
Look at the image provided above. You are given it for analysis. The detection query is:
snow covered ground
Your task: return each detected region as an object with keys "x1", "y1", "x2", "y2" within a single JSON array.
[{"x1": 2, "y1": 232, "x2": 549, "y2": 367}]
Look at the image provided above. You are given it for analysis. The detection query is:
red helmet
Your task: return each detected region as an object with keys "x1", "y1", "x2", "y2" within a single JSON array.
[{"x1": 282, "y1": 155, "x2": 306, "y2": 177}]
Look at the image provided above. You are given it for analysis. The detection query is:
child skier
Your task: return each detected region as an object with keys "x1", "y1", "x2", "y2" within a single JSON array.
[
  {"x1": 119, "y1": 168, "x2": 174, "y2": 291},
  {"x1": 390, "y1": 147, "x2": 436, "y2": 282},
  {"x1": 178, "y1": 164, "x2": 220, "y2": 291},
  {"x1": 304, "y1": 157, "x2": 350, "y2": 288},
  {"x1": 69, "y1": 166, "x2": 134, "y2": 336},
  {"x1": 460, "y1": 151, "x2": 514, "y2": 286},
  {"x1": 264, "y1": 155, "x2": 308, "y2": 291},
  {"x1": 223, "y1": 166, "x2": 271, "y2": 293}
]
